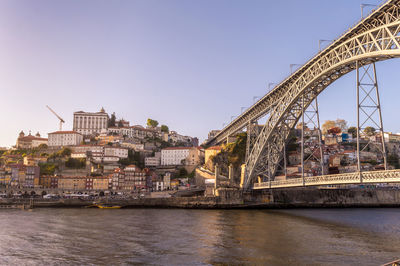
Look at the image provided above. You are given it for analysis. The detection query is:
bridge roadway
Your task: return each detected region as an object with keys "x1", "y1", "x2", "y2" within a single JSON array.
[{"x1": 253, "y1": 169, "x2": 400, "y2": 189}]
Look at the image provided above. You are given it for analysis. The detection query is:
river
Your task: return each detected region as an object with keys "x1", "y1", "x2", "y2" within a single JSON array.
[{"x1": 0, "y1": 208, "x2": 399, "y2": 265}]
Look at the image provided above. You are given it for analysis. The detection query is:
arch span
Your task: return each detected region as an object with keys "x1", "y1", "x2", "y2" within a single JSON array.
[{"x1": 244, "y1": 2, "x2": 400, "y2": 189}]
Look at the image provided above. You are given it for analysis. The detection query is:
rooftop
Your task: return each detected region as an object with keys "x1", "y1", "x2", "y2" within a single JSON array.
[{"x1": 48, "y1": 131, "x2": 82, "y2": 135}]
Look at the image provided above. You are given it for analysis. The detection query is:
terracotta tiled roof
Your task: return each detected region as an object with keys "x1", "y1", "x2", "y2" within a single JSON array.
[
  {"x1": 49, "y1": 131, "x2": 81, "y2": 135},
  {"x1": 206, "y1": 146, "x2": 222, "y2": 150},
  {"x1": 162, "y1": 147, "x2": 191, "y2": 150},
  {"x1": 18, "y1": 135, "x2": 48, "y2": 141}
]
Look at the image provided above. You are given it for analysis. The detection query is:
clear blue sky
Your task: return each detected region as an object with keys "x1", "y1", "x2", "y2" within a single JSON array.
[{"x1": 0, "y1": 0, "x2": 397, "y2": 147}]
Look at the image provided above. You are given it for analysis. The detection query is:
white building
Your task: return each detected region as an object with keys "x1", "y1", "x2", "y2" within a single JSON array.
[
  {"x1": 168, "y1": 131, "x2": 193, "y2": 145},
  {"x1": 104, "y1": 147, "x2": 128, "y2": 158},
  {"x1": 48, "y1": 131, "x2": 83, "y2": 147},
  {"x1": 161, "y1": 147, "x2": 191, "y2": 166},
  {"x1": 73, "y1": 108, "x2": 108, "y2": 136},
  {"x1": 145, "y1": 152, "x2": 161, "y2": 167},
  {"x1": 121, "y1": 142, "x2": 144, "y2": 151},
  {"x1": 71, "y1": 145, "x2": 128, "y2": 161},
  {"x1": 108, "y1": 126, "x2": 156, "y2": 139},
  {"x1": 384, "y1": 132, "x2": 400, "y2": 142}
]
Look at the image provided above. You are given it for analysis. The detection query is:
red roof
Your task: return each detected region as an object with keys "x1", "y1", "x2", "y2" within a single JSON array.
[
  {"x1": 206, "y1": 146, "x2": 222, "y2": 151},
  {"x1": 49, "y1": 131, "x2": 81, "y2": 135},
  {"x1": 18, "y1": 135, "x2": 48, "y2": 141},
  {"x1": 163, "y1": 147, "x2": 192, "y2": 150}
]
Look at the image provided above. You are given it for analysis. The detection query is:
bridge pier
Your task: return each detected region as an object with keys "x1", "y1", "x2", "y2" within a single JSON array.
[
  {"x1": 228, "y1": 164, "x2": 233, "y2": 185},
  {"x1": 356, "y1": 61, "x2": 387, "y2": 171},
  {"x1": 240, "y1": 164, "x2": 246, "y2": 189}
]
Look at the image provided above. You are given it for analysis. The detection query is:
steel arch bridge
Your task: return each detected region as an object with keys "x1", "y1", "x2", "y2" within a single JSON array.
[{"x1": 207, "y1": 0, "x2": 400, "y2": 190}]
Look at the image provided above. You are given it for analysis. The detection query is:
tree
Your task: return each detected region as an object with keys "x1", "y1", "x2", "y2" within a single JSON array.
[
  {"x1": 147, "y1": 118, "x2": 159, "y2": 128},
  {"x1": 388, "y1": 154, "x2": 400, "y2": 169},
  {"x1": 65, "y1": 158, "x2": 86, "y2": 169},
  {"x1": 335, "y1": 119, "x2": 348, "y2": 131},
  {"x1": 322, "y1": 120, "x2": 336, "y2": 133},
  {"x1": 118, "y1": 120, "x2": 124, "y2": 127},
  {"x1": 60, "y1": 147, "x2": 72, "y2": 157},
  {"x1": 348, "y1": 126, "x2": 357, "y2": 138},
  {"x1": 161, "y1": 125, "x2": 169, "y2": 133},
  {"x1": 178, "y1": 168, "x2": 188, "y2": 178},
  {"x1": 108, "y1": 112, "x2": 116, "y2": 127},
  {"x1": 38, "y1": 144, "x2": 48, "y2": 150},
  {"x1": 364, "y1": 126, "x2": 376, "y2": 136},
  {"x1": 39, "y1": 162, "x2": 56, "y2": 175}
]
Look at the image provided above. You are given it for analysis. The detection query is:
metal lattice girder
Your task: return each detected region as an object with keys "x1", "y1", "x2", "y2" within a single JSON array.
[
  {"x1": 301, "y1": 97, "x2": 325, "y2": 175},
  {"x1": 245, "y1": 121, "x2": 260, "y2": 162},
  {"x1": 243, "y1": 1, "x2": 400, "y2": 189},
  {"x1": 207, "y1": 0, "x2": 400, "y2": 147},
  {"x1": 253, "y1": 169, "x2": 400, "y2": 189},
  {"x1": 356, "y1": 62, "x2": 387, "y2": 171}
]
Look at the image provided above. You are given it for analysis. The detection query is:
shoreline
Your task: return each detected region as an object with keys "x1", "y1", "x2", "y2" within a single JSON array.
[{"x1": 2, "y1": 187, "x2": 400, "y2": 209}]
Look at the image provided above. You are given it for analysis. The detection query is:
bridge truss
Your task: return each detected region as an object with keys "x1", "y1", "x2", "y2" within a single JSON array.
[{"x1": 207, "y1": 0, "x2": 400, "y2": 190}]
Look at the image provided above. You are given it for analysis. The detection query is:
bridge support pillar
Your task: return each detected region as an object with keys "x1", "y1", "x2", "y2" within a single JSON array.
[
  {"x1": 228, "y1": 164, "x2": 234, "y2": 184},
  {"x1": 214, "y1": 163, "x2": 219, "y2": 189},
  {"x1": 240, "y1": 164, "x2": 246, "y2": 189},
  {"x1": 300, "y1": 95, "x2": 325, "y2": 180},
  {"x1": 356, "y1": 61, "x2": 387, "y2": 172}
]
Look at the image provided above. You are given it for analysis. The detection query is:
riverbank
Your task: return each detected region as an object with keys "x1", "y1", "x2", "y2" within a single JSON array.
[{"x1": 1, "y1": 187, "x2": 400, "y2": 209}]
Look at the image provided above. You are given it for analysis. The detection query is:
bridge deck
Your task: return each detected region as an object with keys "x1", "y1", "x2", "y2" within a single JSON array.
[{"x1": 253, "y1": 169, "x2": 400, "y2": 189}]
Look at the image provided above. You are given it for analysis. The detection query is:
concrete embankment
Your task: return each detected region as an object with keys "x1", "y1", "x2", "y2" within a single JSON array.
[
  {"x1": 1, "y1": 188, "x2": 400, "y2": 208},
  {"x1": 246, "y1": 187, "x2": 400, "y2": 208}
]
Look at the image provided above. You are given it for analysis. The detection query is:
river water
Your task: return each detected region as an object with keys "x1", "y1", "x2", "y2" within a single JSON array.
[{"x1": 0, "y1": 208, "x2": 399, "y2": 265}]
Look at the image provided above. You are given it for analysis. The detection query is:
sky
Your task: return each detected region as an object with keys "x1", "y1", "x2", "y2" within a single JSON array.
[{"x1": 0, "y1": 0, "x2": 397, "y2": 147}]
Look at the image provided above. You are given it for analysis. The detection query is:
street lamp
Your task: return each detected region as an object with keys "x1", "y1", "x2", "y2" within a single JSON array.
[
  {"x1": 290, "y1": 64, "x2": 302, "y2": 74},
  {"x1": 268, "y1": 83, "x2": 276, "y2": 91},
  {"x1": 241, "y1": 107, "x2": 247, "y2": 113},
  {"x1": 253, "y1": 96, "x2": 260, "y2": 103},
  {"x1": 318, "y1": 39, "x2": 333, "y2": 52},
  {"x1": 361, "y1": 3, "x2": 377, "y2": 19},
  {"x1": 231, "y1": 115, "x2": 237, "y2": 121}
]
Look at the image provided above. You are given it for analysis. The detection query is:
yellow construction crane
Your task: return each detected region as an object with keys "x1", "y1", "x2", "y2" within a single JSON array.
[{"x1": 46, "y1": 105, "x2": 65, "y2": 131}]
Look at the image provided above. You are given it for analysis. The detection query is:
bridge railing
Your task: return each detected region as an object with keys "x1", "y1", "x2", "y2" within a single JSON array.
[{"x1": 253, "y1": 169, "x2": 400, "y2": 189}]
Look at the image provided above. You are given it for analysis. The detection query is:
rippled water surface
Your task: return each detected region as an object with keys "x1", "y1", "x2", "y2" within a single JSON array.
[{"x1": 1, "y1": 208, "x2": 400, "y2": 265}]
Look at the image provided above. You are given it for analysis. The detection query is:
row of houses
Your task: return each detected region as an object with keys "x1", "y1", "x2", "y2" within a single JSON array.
[{"x1": 0, "y1": 164, "x2": 175, "y2": 192}]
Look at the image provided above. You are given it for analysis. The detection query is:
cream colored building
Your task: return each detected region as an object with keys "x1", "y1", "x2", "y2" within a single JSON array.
[
  {"x1": 384, "y1": 132, "x2": 400, "y2": 142},
  {"x1": 205, "y1": 146, "x2": 222, "y2": 164},
  {"x1": 57, "y1": 177, "x2": 86, "y2": 190},
  {"x1": 16, "y1": 131, "x2": 48, "y2": 149},
  {"x1": 161, "y1": 147, "x2": 202, "y2": 166},
  {"x1": 93, "y1": 177, "x2": 110, "y2": 190},
  {"x1": 48, "y1": 131, "x2": 83, "y2": 147},
  {"x1": 104, "y1": 147, "x2": 128, "y2": 158},
  {"x1": 73, "y1": 108, "x2": 108, "y2": 136}
]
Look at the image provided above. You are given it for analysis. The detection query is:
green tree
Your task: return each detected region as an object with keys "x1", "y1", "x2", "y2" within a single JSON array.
[
  {"x1": 38, "y1": 143, "x2": 48, "y2": 150},
  {"x1": 348, "y1": 126, "x2": 357, "y2": 138},
  {"x1": 388, "y1": 154, "x2": 400, "y2": 169},
  {"x1": 108, "y1": 112, "x2": 116, "y2": 127},
  {"x1": 147, "y1": 118, "x2": 159, "y2": 128},
  {"x1": 161, "y1": 125, "x2": 169, "y2": 133},
  {"x1": 65, "y1": 158, "x2": 86, "y2": 169},
  {"x1": 118, "y1": 120, "x2": 124, "y2": 127},
  {"x1": 178, "y1": 168, "x2": 188, "y2": 178},
  {"x1": 364, "y1": 126, "x2": 376, "y2": 136},
  {"x1": 39, "y1": 162, "x2": 57, "y2": 175},
  {"x1": 60, "y1": 147, "x2": 72, "y2": 157}
]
